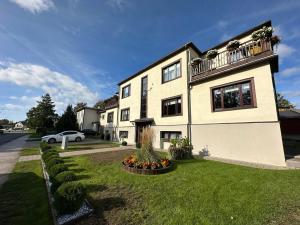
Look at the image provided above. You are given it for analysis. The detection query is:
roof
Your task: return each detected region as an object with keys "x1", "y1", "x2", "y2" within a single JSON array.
[
  {"x1": 279, "y1": 109, "x2": 300, "y2": 119},
  {"x1": 201, "y1": 20, "x2": 272, "y2": 54},
  {"x1": 75, "y1": 107, "x2": 102, "y2": 113},
  {"x1": 118, "y1": 42, "x2": 201, "y2": 85}
]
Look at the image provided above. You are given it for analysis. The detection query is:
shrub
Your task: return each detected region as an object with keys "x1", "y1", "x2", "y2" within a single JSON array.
[
  {"x1": 121, "y1": 141, "x2": 127, "y2": 146},
  {"x1": 40, "y1": 142, "x2": 51, "y2": 152},
  {"x1": 54, "y1": 182, "x2": 86, "y2": 214},
  {"x1": 168, "y1": 137, "x2": 193, "y2": 160},
  {"x1": 36, "y1": 127, "x2": 47, "y2": 136},
  {"x1": 42, "y1": 150, "x2": 59, "y2": 162},
  {"x1": 51, "y1": 171, "x2": 76, "y2": 193},
  {"x1": 105, "y1": 132, "x2": 111, "y2": 141},
  {"x1": 48, "y1": 164, "x2": 68, "y2": 179},
  {"x1": 136, "y1": 143, "x2": 141, "y2": 149},
  {"x1": 46, "y1": 158, "x2": 64, "y2": 170}
]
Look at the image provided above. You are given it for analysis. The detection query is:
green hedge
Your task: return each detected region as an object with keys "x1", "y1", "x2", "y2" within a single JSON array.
[
  {"x1": 54, "y1": 182, "x2": 86, "y2": 214},
  {"x1": 51, "y1": 171, "x2": 76, "y2": 193},
  {"x1": 40, "y1": 142, "x2": 51, "y2": 152},
  {"x1": 48, "y1": 164, "x2": 68, "y2": 179},
  {"x1": 46, "y1": 158, "x2": 64, "y2": 170}
]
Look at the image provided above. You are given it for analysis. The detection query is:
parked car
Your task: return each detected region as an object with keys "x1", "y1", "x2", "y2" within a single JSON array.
[
  {"x1": 42, "y1": 131, "x2": 85, "y2": 144},
  {"x1": 81, "y1": 129, "x2": 97, "y2": 136}
]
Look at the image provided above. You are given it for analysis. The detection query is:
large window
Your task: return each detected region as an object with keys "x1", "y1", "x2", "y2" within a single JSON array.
[
  {"x1": 212, "y1": 78, "x2": 256, "y2": 112},
  {"x1": 107, "y1": 112, "x2": 114, "y2": 123},
  {"x1": 122, "y1": 84, "x2": 131, "y2": 98},
  {"x1": 161, "y1": 131, "x2": 182, "y2": 141},
  {"x1": 162, "y1": 61, "x2": 181, "y2": 83},
  {"x1": 119, "y1": 131, "x2": 128, "y2": 138},
  {"x1": 162, "y1": 96, "x2": 182, "y2": 117},
  {"x1": 120, "y1": 108, "x2": 130, "y2": 121}
]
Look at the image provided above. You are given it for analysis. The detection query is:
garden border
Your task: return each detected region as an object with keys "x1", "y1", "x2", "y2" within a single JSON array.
[
  {"x1": 122, "y1": 162, "x2": 174, "y2": 175},
  {"x1": 39, "y1": 148, "x2": 94, "y2": 225}
]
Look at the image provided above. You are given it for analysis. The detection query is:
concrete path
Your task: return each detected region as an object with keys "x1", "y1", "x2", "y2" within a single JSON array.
[
  {"x1": 0, "y1": 135, "x2": 28, "y2": 187},
  {"x1": 18, "y1": 145, "x2": 133, "y2": 162}
]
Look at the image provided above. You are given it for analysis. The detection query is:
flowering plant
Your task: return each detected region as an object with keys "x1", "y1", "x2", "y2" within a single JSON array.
[
  {"x1": 161, "y1": 158, "x2": 170, "y2": 168},
  {"x1": 251, "y1": 26, "x2": 273, "y2": 40},
  {"x1": 226, "y1": 40, "x2": 240, "y2": 50},
  {"x1": 206, "y1": 49, "x2": 218, "y2": 59}
]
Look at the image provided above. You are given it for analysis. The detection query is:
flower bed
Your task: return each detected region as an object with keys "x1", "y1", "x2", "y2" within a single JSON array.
[
  {"x1": 122, "y1": 161, "x2": 173, "y2": 175},
  {"x1": 39, "y1": 142, "x2": 93, "y2": 225}
]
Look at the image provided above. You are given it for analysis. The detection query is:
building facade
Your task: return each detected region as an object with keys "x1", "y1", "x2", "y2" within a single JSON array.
[{"x1": 77, "y1": 21, "x2": 286, "y2": 166}]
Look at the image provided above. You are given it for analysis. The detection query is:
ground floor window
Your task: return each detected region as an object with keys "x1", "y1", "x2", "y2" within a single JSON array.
[
  {"x1": 211, "y1": 78, "x2": 256, "y2": 112},
  {"x1": 119, "y1": 131, "x2": 128, "y2": 138},
  {"x1": 161, "y1": 131, "x2": 182, "y2": 141},
  {"x1": 121, "y1": 108, "x2": 130, "y2": 121}
]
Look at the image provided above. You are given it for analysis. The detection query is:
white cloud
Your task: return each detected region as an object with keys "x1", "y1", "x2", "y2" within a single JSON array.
[
  {"x1": 0, "y1": 61, "x2": 98, "y2": 113},
  {"x1": 0, "y1": 103, "x2": 23, "y2": 111},
  {"x1": 281, "y1": 66, "x2": 300, "y2": 77},
  {"x1": 10, "y1": 0, "x2": 54, "y2": 14},
  {"x1": 277, "y1": 43, "x2": 296, "y2": 59}
]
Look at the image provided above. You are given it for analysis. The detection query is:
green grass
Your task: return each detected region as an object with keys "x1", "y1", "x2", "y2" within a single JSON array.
[
  {"x1": 20, "y1": 147, "x2": 40, "y2": 156},
  {"x1": 52, "y1": 142, "x2": 120, "y2": 153},
  {"x1": 28, "y1": 133, "x2": 42, "y2": 138},
  {"x1": 64, "y1": 150, "x2": 300, "y2": 225},
  {"x1": 0, "y1": 161, "x2": 52, "y2": 225}
]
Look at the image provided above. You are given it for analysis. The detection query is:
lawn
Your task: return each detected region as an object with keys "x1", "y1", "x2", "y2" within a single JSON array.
[
  {"x1": 63, "y1": 150, "x2": 300, "y2": 225},
  {"x1": 0, "y1": 161, "x2": 52, "y2": 225}
]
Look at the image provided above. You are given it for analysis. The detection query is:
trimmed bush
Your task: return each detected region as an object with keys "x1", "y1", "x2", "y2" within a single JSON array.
[
  {"x1": 51, "y1": 171, "x2": 76, "y2": 193},
  {"x1": 48, "y1": 164, "x2": 68, "y2": 179},
  {"x1": 121, "y1": 141, "x2": 127, "y2": 146},
  {"x1": 40, "y1": 142, "x2": 51, "y2": 152},
  {"x1": 46, "y1": 158, "x2": 64, "y2": 170},
  {"x1": 42, "y1": 151, "x2": 59, "y2": 162},
  {"x1": 54, "y1": 182, "x2": 86, "y2": 214}
]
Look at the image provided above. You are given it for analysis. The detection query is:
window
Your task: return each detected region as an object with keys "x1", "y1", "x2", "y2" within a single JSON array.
[
  {"x1": 122, "y1": 84, "x2": 131, "y2": 98},
  {"x1": 121, "y1": 108, "x2": 130, "y2": 121},
  {"x1": 101, "y1": 114, "x2": 105, "y2": 120},
  {"x1": 107, "y1": 112, "x2": 114, "y2": 123},
  {"x1": 161, "y1": 131, "x2": 182, "y2": 141},
  {"x1": 140, "y1": 76, "x2": 148, "y2": 118},
  {"x1": 212, "y1": 79, "x2": 256, "y2": 112},
  {"x1": 119, "y1": 131, "x2": 128, "y2": 138},
  {"x1": 162, "y1": 96, "x2": 182, "y2": 117},
  {"x1": 162, "y1": 61, "x2": 181, "y2": 83}
]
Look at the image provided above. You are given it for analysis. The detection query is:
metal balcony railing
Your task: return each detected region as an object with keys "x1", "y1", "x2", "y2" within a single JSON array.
[{"x1": 191, "y1": 39, "x2": 274, "y2": 77}]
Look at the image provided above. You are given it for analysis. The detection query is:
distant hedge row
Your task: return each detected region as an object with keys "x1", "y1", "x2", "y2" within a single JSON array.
[{"x1": 40, "y1": 142, "x2": 86, "y2": 214}]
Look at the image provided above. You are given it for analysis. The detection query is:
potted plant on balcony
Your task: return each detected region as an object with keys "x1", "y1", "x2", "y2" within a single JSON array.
[
  {"x1": 271, "y1": 35, "x2": 281, "y2": 46},
  {"x1": 226, "y1": 40, "x2": 240, "y2": 51},
  {"x1": 206, "y1": 49, "x2": 218, "y2": 60},
  {"x1": 251, "y1": 26, "x2": 273, "y2": 41},
  {"x1": 190, "y1": 57, "x2": 202, "y2": 66}
]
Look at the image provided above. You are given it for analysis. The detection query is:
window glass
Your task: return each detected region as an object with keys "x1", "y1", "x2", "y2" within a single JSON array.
[
  {"x1": 119, "y1": 131, "x2": 128, "y2": 138},
  {"x1": 212, "y1": 80, "x2": 254, "y2": 111},
  {"x1": 162, "y1": 96, "x2": 182, "y2": 116},
  {"x1": 122, "y1": 85, "x2": 131, "y2": 98},
  {"x1": 162, "y1": 62, "x2": 181, "y2": 83},
  {"x1": 121, "y1": 109, "x2": 130, "y2": 121}
]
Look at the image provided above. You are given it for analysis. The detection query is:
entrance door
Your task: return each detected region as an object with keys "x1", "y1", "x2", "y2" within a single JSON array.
[{"x1": 136, "y1": 123, "x2": 150, "y2": 144}]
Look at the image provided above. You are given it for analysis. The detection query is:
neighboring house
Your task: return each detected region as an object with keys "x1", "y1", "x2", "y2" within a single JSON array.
[
  {"x1": 99, "y1": 95, "x2": 119, "y2": 141},
  {"x1": 76, "y1": 107, "x2": 101, "y2": 131},
  {"x1": 279, "y1": 109, "x2": 300, "y2": 135},
  {"x1": 14, "y1": 122, "x2": 24, "y2": 130},
  {"x1": 78, "y1": 21, "x2": 286, "y2": 166}
]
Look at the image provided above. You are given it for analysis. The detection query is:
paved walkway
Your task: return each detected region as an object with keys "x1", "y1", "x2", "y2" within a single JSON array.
[
  {"x1": 18, "y1": 145, "x2": 133, "y2": 162},
  {"x1": 0, "y1": 135, "x2": 28, "y2": 187}
]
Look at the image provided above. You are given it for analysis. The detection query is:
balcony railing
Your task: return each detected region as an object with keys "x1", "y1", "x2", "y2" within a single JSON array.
[{"x1": 190, "y1": 39, "x2": 274, "y2": 79}]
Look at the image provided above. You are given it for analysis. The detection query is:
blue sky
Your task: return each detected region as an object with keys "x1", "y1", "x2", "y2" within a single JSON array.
[{"x1": 0, "y1": 0, "x2": 300, "y2": 121}]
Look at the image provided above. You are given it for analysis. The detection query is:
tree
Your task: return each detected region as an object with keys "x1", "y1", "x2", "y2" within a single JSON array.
[
  {"x1": 0, "y1": 119, "x2": 9, "y2": 125},
  {"x1": 276, "y1": 93, "x2": 295, "y2": 109},
  {"x1": 94, "y1": 100, "x2": 105, "y2": 110},
  {"x1": 55, "y1": 105, "x2": 79, "y2": 132},
  {"x1": 74, "y1": 102, "x2": 87, "y2": 112},
  {"x1": 26, "y1": 94, "x2": 58, "y2": 131}
]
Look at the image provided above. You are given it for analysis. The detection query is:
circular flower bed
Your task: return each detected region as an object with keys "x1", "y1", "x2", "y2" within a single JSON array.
[{"x1": 122, "y1": 155, "x2": 173, "y2": 175}]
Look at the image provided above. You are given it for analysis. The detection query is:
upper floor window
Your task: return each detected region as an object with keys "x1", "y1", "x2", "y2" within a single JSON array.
[
  {"x1": 212, "y1": 78, "x2": 256, "y2": 112},
  {"x1": 162, "y1": 96, "x2": 182, "y2": 117},
  {"x1": 121, "y1": 108, "x2": 130, "y2": 121},
  {"x1": 107, "y1": 112, "x2": 114, "y2": 123},
  {"x1": 162, "y1": 61, "x2": 181, "y2": 83},
  {"x1": 122, "y1": 84, "x2": 131, "y2": 98}
]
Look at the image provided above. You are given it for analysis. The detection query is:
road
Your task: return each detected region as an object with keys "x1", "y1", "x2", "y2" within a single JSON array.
[
  {"x1": 0, "y1": 133, "x2": 26, "y2": 146},
  {"x1": 0, "y1": 135, "x2": 28, "y2": 188}
]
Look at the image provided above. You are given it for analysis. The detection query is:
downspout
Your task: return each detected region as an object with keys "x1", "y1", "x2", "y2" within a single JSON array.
[{"x1": 186, "y1": 47, "x2": 192, "y2": 144}]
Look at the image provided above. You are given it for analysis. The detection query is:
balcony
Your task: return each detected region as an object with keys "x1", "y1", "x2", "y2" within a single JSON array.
[{"x1": 190, "y1": 39, "x2": 277, "y2": 83}]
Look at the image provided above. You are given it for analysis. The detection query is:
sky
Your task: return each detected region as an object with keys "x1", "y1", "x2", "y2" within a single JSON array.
[{"x1": 0, "y1": 0, "x2": 300, "y2": 121}]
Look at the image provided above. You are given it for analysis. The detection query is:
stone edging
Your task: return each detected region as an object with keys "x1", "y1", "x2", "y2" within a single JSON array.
[{"x1": 122, "y1": 162, "x2": 174, "y2": 175}]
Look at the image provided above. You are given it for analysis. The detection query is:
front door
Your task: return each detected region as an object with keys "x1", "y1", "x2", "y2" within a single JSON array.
[{"x1": 136, "y1": 123, "x2": 150, "y2": 144}]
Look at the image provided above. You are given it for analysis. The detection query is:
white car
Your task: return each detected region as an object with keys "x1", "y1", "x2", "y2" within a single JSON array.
[{"x1": 42, "y1": 131, "x2": 85, "y2": 144}]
